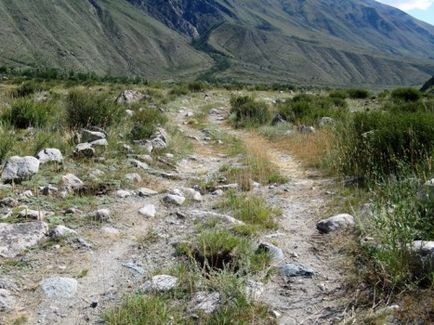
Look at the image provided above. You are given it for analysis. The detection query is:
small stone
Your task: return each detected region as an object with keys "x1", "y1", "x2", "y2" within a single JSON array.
[
  {"x1": 279, "y1": 263, "x2": 315, "y2": 278},
  {"x1": 74, "y1": 143, "x2": 95, "y2": 158},
  {"x1": 49, "y1": 225, "x2": 77, "y2": 238},
  {"x1": 122, "y1": 262, "x2": 145, "y2": 275},
  {"x1": 316, "y1": 214, "x2": 355, "y2": 234},
  {"x1": 125, "y1": 173, "x2": 142, "y2": 183},
  {"x1": 40, "y1": 184, "x2": 58, "y2": 196},
  {"x1": 182, "y1": 188, "x2": 202, "y2": 202},
  {"x1": 136, "y1": 187, "x2": 158, "y2": 197},
  {"x1": 0, "y1": 198, "x2": 18, "y2": 208},
  {"x1": 129, "y1": 159, "x2": 149, "y2": 170},
  {"x1": 18, "y1": 209, "x2": 50, "y2": 220},
  {"x1": 89, "y1": 209, "x2": 111, "y2": 222},
  {"x1": 36, "y1": 148, "x2": 64, "y2": 164},
  {"x1": 61, "y1": 174, "x2": 84, "y2": 194},
  {"x1": 142, "y1": 275, "x2": 178, "y2": 292},
  {"x1": 81, "y1": 130, "x2": 106, "y2": 143},
  {"x1": 41, "y1": 277, "x2": 78, "y2": 299},
  {"x1": 89, "y1": 138, "x2": 108, "y2": 148},
  {"x1": 245, "y1": 280, "x2": 264, "y2": 301},
  {"x1": 257, "y1": 242, "x2": 285, "y2": 262},
  {"x1": 192, "y1": 291, "x2": 220, "y2": 314},
  {"x1": 115, "y1": 190, "x2": 132, "y2": 198},
  {"x1": 20, "y1": 190, "x2": 33, "y2": 197},
  {"x1": 139, "y1": 204, "x2": 156, "y2": 218},
  {"x1": 0, "y1": 289, "x2": 15, "y2": 311},
  {"x1": 163, "y1": 194, "x2": 185, "y2": 206}
]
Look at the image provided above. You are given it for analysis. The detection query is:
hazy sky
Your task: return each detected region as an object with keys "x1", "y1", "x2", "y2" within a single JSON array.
[{"x1": 377, "y1": 0, "x2": 434, "y2": 25}]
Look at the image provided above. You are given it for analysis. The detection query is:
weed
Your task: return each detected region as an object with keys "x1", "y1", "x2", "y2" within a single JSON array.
[
  {"x1": 130, "y1": 108, "x2": 167, "y2": 140},
  {"x1": 230, "y1": 96, "x2": 271, "y2": 128},
  {"x1": 2, "y1": 99, "x2": 55, "y2": 128}
]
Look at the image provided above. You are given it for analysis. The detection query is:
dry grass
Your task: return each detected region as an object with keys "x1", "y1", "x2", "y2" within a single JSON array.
[{"x1": 272, "y1": 129, "x2": 335, "y2": 170}]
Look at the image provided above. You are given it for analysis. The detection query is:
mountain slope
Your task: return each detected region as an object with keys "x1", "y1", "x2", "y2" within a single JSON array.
[{"x1": 0, "y1": 0, "x2": 434, "y2": 86}]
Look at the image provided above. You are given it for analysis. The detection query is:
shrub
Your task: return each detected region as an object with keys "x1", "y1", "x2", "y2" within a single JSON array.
[
  {"x1": 335, "y1": 111, "x2": 434, "y2": 181},
  {"x1": 0, "y1": 128, "x2": 15, "y2": 163},
  {"x1": 2, "y1": 99, "x2": 53, "y2": 128},
  {"x1": 346, "y1": 88, "x2": 370, "y2": 99},
  {"x1": 391, "y1": 88, "x2": 422, "y2": 102},
  {"x1": 130, "y1": 108, "x2": 168, "y2": 140},
  {"x1": 278, "y1": 94, "x2": 347, "y2": 125},
  {"x1": 66, "y1": 89, "x2": 123, "y2": 128},
  {"x1": 187, "y1": 81, "x2": 206, "y2": 92},
  {"x1": 10, "y1": 81, "x2": 47, "y2": 98},
  {"x1": 230, "y1": 96, "x2": 270, "y2": 127}
]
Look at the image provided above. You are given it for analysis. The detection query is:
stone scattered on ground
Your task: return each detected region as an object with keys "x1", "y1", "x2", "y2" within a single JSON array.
[
  {"x1": 18, "y1": 209, "x2": 51, "y2": 220},
  {"x1": 257, "y1": 242, "x2": 285, "y2": 263},
  {"x1": 279, "y1": 263, "x2": 315, "y2": 278},
  {"x1": 192, "y1": 291, "x2": 220, "y2": 314},
  {"x1": 1, "y1": 156, "x2": 40, "y2": 183},
  {"x1": 49, "y1": 225, "x2": 77, "y2": 238},
  {"x1": 163, "y1": 194, "x2": 185, "y2": 206},
  {"x1": 74, "y1": 143, "x2": 95, "y2": 158},
  {"x1": 411, "y1": 241, "x2": 434, "y2": 269},
  {"x1": 190, "y1": 210, "x2": 245, "y2": 225},
  {"x1": 0, "y1": 289, "x2": 15, "y2": 311},
  {"x1": 142, "y1": 275, "x2": 178, "y2": 292},
  {"x1": 116, "y1": 90, "x2": 147, "y2": 104},
  {"x1": 40, "y1": 184, "x2": 59, "y2": 196},
  {"x1": 115, "y1": 190, "x2": 132, "y2": 198},
  {"x1": 316, "y1": 213, "x2": 355, "y2": 234},
  {"x1": 136, "y1": 187, "x2": 158, "y2": 197},
  {"x1": 138, "y1": 204, "x2": 157, "y2": 218},
  {"x1": 129, "y1": 159, "x2": 149, "y2": 170},
  {"x1": 88, "y1": 209, "x2": 111, "y2": 222},
  {"x1": 245, "y1": 280, "x2": 265, "y2": 301},
  {"x1": 0, "y1": 198, "x2": 18, "y2": 208},
  {"x1": 61, "y1": 174, "x2": 84, "y2": 195},
  {"x1": 36, "y1": 148, "x2": 64, "y2": 164},
  {"x1": 0, "y1": 222, "x2": 48, "y2": 258},
  {"x1": 181, "y1": 187, "x2": 203, "y2": 202},
  {"x1": 125, "y1": 173, "x2": 142, "y2": 183},
  {"x1": 41, "y1": 277, "x2": 78, "y2": 299},
  {"x1": 122, "y1": 261, "x2": 145, "y2": 275},
  {"x1": 81, "y1": 129, "x2": 106, "y2": 143}
]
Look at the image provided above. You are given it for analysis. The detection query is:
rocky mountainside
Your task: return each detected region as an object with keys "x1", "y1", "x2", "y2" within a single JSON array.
[
  {"x1": 421, "y1": 76, "x2": 434, "y2": 92},
  {"x1": 1, "y1": 0, "x2": 434, "y2": 86}
]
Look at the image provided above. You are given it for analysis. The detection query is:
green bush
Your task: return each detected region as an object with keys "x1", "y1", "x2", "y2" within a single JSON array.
[
  {"x1": 66, "y1": 89, "x2": 123, "y2": 128},
  {"x1": 230, "y1": 96, "x2": 270, "y2": 127},
  {"x1": 2, "y1": 99, "x2": 53, "y2": 128},
  {"x1": 187, "y1": 81, "x2": 206, "y2": 92},
  {"x1": 10, "y1": 81, "x2": 47, "y2": 98},
  {"x1": 391, "y1": 88, "x2": 422, "y2": 102},
  {"x1": 278, "y1": 94, "x2": 347, "y2": 125},
  {"x1": 346, "y1": 88, "x2": 370, "y2": 99},
  {"x1": 383, "y1": 97, "x2": 434, "y2": 113},
  {"x1": 336, "y1": 111, "x2": 434, "y2": 181},
  {"x1": 0, "y1": 128, "x2": 15, "y2": 163},
  {"x1": 130, "y1": 108, "x2": 168, "y2": 140}
]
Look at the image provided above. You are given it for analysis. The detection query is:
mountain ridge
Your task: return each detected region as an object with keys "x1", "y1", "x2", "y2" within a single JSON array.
[{"x1": 0, "y1": 0, "x2": 434, "y2": 86}]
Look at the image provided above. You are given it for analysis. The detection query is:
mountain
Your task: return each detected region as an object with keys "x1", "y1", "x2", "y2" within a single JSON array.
[
  {"x1": 1, "y1": 0, "x2": 434, "y2": 86},
  {"x1": 421, "y1": 76, "x2": 434, "y2": 92}
]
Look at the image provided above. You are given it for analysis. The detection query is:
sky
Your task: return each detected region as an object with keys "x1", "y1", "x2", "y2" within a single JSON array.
[{"x1": 377, "y1": 0, "x2": 434, "y2": 25}]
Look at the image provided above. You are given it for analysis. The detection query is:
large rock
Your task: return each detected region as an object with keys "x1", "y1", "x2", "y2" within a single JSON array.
[
  {"x1": 41, "y1": 277, "x2": 78, "y2": 299},
  {"x1": 36, "y1": 148, "x2": 64, "y2": 164},
  {"x1": 0, "y1": 222, "x2": 48, "y2": 258},
  {"x1": 116, "y1": 90, "x2": 146, "y2": 104},
  {"x1": 1, "y1": 156, "x2": 40, "y2": 183},
  {"x1": 316, "y1": 213, "x2": 355, "y2": 234},
  {"x1": 142, "y1": 275, "x2": 178, "y2": 292}
]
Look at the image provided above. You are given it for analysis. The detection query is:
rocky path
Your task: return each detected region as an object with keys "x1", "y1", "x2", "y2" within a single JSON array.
[{"x1": 1, "y1": 92, "x2": 349, "y2": 324}]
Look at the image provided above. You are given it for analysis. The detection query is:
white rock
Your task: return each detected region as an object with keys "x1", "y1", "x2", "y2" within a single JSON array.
[
  {"x1": 125, "y1": 173, "x2": 142, "y2": 183},
  {"x1": 0, "y1": 222, "x2": 48, "y2": 258},
  {"x1": 192, "y1": 291, "x2": 220, "y2": 314},
  {"x1": 125, "y1": 109, "x2": 135, "y2": 117},
  {"x1": 36, "y1": 148, "x2": 63, "y2": 164},
  {"x1": 89, "y1": 209, "x2": 111, "y2": 221},
  {"x1": 41, "y1": 277, "x2": 78, "y2": 299},
  {"x1": 18, "y1": 209, "x2": 50, "y2": 220},
  {"x1": 74, "y1": 143, "x2": 95, "y2": 158},
  {"x1": 1, "y1": 156, "x2": 40, "y2": 183},
  {"x1": 116, "y1": 90, "x2": 145, "y2": 104},
  {"x1": 0, "y1": 289, "x2": 15, "y2": 311},
  {"x1": 116, "y1": 190, "x2": 132, "y2": 198},
  {"x1": 136, "y1": 187, "x2": 158, "y2": 197},
  {"x1": 139, "y1": 204, "x2": 156, "y2": 218},
  {"x1": 81, "y1": 129, "x2": 106, "y2": 143},
  {"x1": 142, "y1": 275, "x2": 178, "y2": 292},
  {"x1": 61, "y1": 174, "x2": 84, "y2": 194},
  {"x1": 89, "y1": 138, "x2": 108, "y2": 148},
  {"x1": 245, "y1": 280, "x2": 265, "y2": 301},
  {"x1": 182, "y1": 188, "x2": 202, "y2": 202},
  {"x1": 49, "y1": 225, "x2": 77, "y2": 238},
  {"x1": 129, "y1": 159, "x2": 149, "y2": 170},
  {"x1": 163, "y1": 194, "x2": 185, "y2": 206},
  {"x1": 316, "y1": 213, "x2": 355, "y2": 234}
]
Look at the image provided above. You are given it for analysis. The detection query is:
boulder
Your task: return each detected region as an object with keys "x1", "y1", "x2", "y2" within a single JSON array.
[
  {"x1": 41, "y1": 277, "x2": 78, "y2": 299},
  {"x1": 139, "y1": 204, "x2": 156, "y2": 218},
  {"x1": 149, "y1": 128, "x2": 169, "y2": 151},
  {"x1": 0, "y1": 222, "x2": 48, "y2": 258},
  {"x1": 142, "y1": 275, "x2": 178, "y2": 292},
  {"x1": 1, "y1": 156, "x2": 39, "y2": 183},
  {"x1": 89, "y1": 139, "x2": 108, "y2": 148},
  {"x1": 36, "y1": 148, "x2": 64, "y2": 164},
  {"x1": 257, "y1": 242, "x2": 285, "y2": 263},
  {"x1": 316, "y1": 213, "x2": 355, "y2": 234}
]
